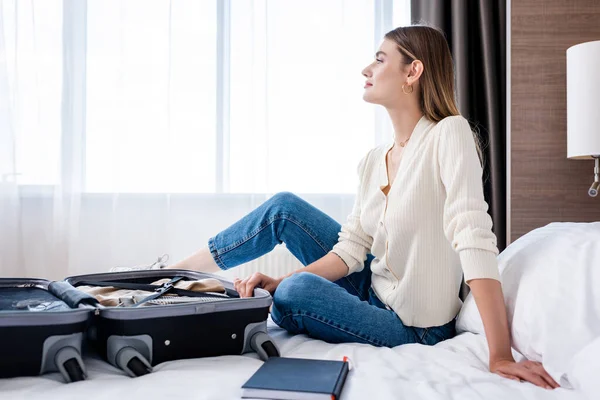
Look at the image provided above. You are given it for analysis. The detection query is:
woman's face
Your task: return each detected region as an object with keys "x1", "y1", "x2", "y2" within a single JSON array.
[{"x1": 361, "y1": 39, "x2": 411, "y2": 107}]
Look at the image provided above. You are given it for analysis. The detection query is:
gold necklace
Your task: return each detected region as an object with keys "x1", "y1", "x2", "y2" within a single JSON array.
[{"x1": 395, "y1": 135, "x2": 411, "y2": 148}]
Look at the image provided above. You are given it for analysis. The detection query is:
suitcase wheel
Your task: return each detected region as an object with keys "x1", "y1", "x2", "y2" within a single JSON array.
[
  {"x1": 63, "y1": 358, "x2": 86, "y2": 382},
  {"x1": 54, "y1": 345, "x2": 87, "y2": 383},
  {"x1": 114, "y1": 345, "x2": 153, "y2": 377},
  {"x1": 127, "y1": 357, "x2": 152, "y2": 377},
  {"x1": 261, "y1": 340, "x2": 279, "y2": 358},
  {"x1": 250, "y1": 332, "x2": 280, "y2": 360}
]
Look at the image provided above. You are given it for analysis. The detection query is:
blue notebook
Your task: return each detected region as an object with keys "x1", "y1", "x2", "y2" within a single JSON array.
[{"x1": 241, "y1": 357, "x2": 350, "y2": 400}]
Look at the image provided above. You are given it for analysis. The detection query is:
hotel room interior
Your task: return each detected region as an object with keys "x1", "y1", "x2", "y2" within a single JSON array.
[{"x1": 1, "y1": 0, "x2": 599, "y2": 399}]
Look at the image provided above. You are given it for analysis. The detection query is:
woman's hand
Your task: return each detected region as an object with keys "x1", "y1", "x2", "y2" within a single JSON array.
[
  {"x1": 490, "y1": 358, "x2": 560, "y2": 389},
  {"x1": 233, "y1": 272, "x2": 283, "y2": 298}
]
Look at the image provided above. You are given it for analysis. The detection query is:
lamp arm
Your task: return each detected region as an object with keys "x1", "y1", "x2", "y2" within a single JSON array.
[{"x1": 589, "y1": 157, "x2": 600, "y2": 197}]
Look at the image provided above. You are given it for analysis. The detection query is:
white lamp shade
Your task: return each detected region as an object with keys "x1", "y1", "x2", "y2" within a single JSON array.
[{"x1": 567, "y1": 40, "x2": 600, "y2": 159}]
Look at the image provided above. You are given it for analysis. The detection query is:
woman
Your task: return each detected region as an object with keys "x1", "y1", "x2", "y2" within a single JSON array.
[{"x1": 115, "y1": 26, "x2": 558, "y2": 390}]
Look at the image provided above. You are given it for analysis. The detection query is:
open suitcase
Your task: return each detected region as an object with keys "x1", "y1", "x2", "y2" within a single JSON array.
[{"x1": 0, "y1": 270, "x2": 280, "y2": 382}]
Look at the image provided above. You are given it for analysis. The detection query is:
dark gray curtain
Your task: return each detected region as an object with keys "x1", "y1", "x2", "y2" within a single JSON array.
[{"x1": 411, "y1": 0, "x2": 507, "y2": 252}]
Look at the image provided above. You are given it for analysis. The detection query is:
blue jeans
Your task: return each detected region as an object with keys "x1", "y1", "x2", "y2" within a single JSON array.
[{"x1": 208, "y1": 192, "x2": 456, "y2": 347}]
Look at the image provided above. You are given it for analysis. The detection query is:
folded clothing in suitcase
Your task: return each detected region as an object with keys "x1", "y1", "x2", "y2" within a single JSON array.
[
  {"x1": 0, "y1": 279, "x2": 91, "y2": 383},
  {"x1": 0, "y1": 271, "x2": 280, "y2": 381},
  {"x1": 76, "y1": 276, "x2": 229, "y2": 307}
]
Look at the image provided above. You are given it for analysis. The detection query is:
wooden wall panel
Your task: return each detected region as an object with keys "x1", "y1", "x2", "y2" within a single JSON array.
[{"x1": 511, "y1": 0, "x2": 600, "y2": 242}]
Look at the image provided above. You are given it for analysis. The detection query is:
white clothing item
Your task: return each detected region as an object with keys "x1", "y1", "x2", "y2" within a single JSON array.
[
  {"x1": 330, "y1": 115, "x2": 500, "y2": 328},
  {"x1": 109, "y1": 254, "x2": 170, "y2": 272}
]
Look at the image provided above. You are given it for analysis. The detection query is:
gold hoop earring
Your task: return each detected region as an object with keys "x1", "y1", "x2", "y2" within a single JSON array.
[{"x1": 402, "y1": 83, "x2": 414, "y2": 95}]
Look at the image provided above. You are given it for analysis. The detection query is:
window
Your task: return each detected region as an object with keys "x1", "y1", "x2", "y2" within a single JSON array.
[
  {"x1": 86, "y1": 0, "x2": 217, "y2": 193},
  {"x1": 6, "y1": 0, "x2": 411, "y2": 193},
  {"x1": 2, "y1": 0, "x2": 63, "y2": 186}
]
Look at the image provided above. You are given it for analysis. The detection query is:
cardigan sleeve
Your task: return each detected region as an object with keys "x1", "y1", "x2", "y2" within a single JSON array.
[
  {"x1": 329, "y1": 150, "x2": 374, "y2": 276},
  {"x1": 437, "y1": 116, "x2": 500, "y2": 284}
]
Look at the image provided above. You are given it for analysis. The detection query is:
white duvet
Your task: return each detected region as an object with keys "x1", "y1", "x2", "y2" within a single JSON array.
[{"x1": 0, "y1": 317, "x2": 595, "y2": 400}]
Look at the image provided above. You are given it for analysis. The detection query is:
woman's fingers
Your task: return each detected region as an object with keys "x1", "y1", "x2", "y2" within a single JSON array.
[
  {"x1": 240, "y1": 277, "x2": 257, "y2": 297},
  {"x1": 244, "y1": 273, "x2": 267, "y2": 297},
  {"x1": 234, "y1": 273, "x2": 274, "y2": 297},
  {"x1": 519, "y1": 360, "x2": 559, "y2": 389},
  {"x1": 513, "y1": 367, "x2": 552, "y2": 389},
  {"x1": 495, "y1": 360, "x2": 560, "y2": 390},
  {"x1": 528, "y1": 362, "x2": 560, "y2": 388},
  {"x1": 234, "y1": 277, "x2": 248, "y2": 297},
  {"x1": 240, "y1": 278, "x2": 251, "y2": 298}
]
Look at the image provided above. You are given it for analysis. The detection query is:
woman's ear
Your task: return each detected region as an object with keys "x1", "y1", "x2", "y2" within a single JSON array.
[{"x1": 406, "y1": 60, "x2": 424, "y2": 85}]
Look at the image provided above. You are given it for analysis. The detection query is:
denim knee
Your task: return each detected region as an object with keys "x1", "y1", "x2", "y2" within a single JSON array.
[
  {"x1": 268, "y1": 191, "x2": 301, "y2": 212},
  {"x1": 273, "y1": 272, "x2": 319, "y2": 311}
]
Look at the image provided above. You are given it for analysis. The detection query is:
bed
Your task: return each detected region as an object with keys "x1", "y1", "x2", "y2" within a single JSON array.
[
  {"x1": 1, "y1": 222, "x2": 598, "y2": 400},
  {"x1": 0, "y1": 315, "x2": 593, "y2": 400}
]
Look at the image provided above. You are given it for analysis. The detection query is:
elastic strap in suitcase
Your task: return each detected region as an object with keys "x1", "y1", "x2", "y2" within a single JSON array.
[{"x1": 76, "y1": 276, "x2": 240, "y2": 307}]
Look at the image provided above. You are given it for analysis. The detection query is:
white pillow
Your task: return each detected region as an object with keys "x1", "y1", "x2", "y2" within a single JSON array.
[
  {"x1": 566, "y1": 336, "x2": 600, "y2": 396},
  {"x1": 456, "y1": 222, "x2": 600, "y2": 385}
]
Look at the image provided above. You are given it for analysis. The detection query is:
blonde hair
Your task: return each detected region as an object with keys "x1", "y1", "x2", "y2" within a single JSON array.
[{"x1": 384, "y1": 25, "x2": 484, "y2": 165}]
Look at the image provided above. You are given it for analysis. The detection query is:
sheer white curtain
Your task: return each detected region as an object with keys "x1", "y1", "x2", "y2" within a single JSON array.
[{"x1": 0, "y1": 0, "x2": 410, "y2": 280}]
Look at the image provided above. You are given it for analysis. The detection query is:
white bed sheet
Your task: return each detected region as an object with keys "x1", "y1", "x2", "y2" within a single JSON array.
[{"x1": 0, "y1": 317, "x2": 592, "y2": 400}]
